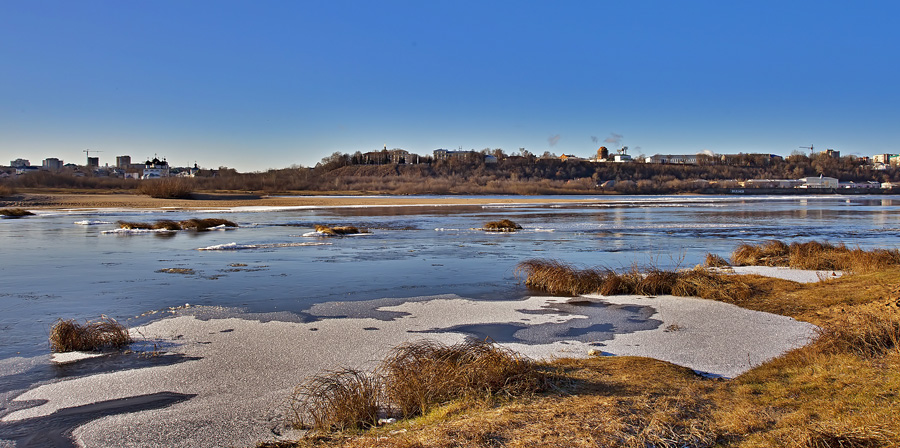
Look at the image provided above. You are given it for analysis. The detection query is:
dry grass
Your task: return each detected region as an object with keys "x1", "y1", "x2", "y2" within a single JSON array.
[
  {"x1": 731, "y1": 240, "x2": 900, "y2": 273},
  {"x1": 0, "y1": 183, "x2": 15, "y2": 198},
  {"x1": 290, "y1": 369, "x2": 382, "y2": 432},
  {"x1": 117, "y1": 218, "x2": 237, "y2": 231},
  {"x1": 178, "y1": 218, "x2": 238, "y2": 230},
  {"x1": 269, "y1": 244, "x2": 900, "y2": 448},
  {"x1": 287, "y1": 339, "x2": 547, "y2": 436},
  {"x1": 0, "y1": 208, "x2": 35, "y2": 217},
  {"x1": 704, "y1": 252, "x2": 730, "y2": 267},
  {"x1": 137, "y1": 177, "x2": 195, "y2": 199},
  {"x1": 482, "y1": 219, "x2": 523, "y2": 232},
  {"x1": 381, "y1": 339, "x2": 546, "y2": 419},
  {"x1": 49, "y1": 316, "x2": 133, "y2": 352},
  {"x1": 815, "y1": 311, "x2": 900, "y2": 358},
  {"x1": 515, "y1": 259, "x2": 754, "y2": 302},
  {"x1": 314, "y1": 225, "x2": 365, "y2": 235}
]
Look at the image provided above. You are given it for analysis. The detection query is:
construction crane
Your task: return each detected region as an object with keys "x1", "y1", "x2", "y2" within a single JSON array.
[
  {"x1": 83, "y1": 149, "x2": 103, "y2": 164},
  {"x1": 800, "y1": 144, "x2": 814, "y2": 155}
]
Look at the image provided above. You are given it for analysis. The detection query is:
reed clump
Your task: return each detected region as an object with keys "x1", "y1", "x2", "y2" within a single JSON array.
[
  {"x1": 314, "y1": 225, "x2": 365, "y2": 235},
  {"x1": 137, "y1": 177, "x2": 195, "y2": 199},
  {"x1": 116, "y1": 218, "x2": 238, "y2": 231},
  {"x1": 731, "y1": 240, "x2": 900, "y2": 272},
  {"x1": 515, "y1": 259, "x2": 753, "y2": 302},
  {"x1": 289, "y1": 339, "x2": 546, "y2": 433},
  {"x1": 482, "y1": 219, "x2": 523, "y2": 232},
  {"x1": 49, "y1": 316, "x2": 133, "y2": 352},
  {"x1": 381, "y1": 339, "x2": 546, "y2": 418},
  {"x1": 704, "y1": 253, "x2": 730, "y2": 268},
  {"x1": 0, "y1": 208, "x2": 35, "y2": 217},
  {"x1": 178, "y1": 218, "x2": 238, "y2": 230},
  {"x1": 290, "y1": 368, "x2": 382, "y2": 432}
]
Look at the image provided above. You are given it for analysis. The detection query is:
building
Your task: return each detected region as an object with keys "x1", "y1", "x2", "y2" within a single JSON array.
[
  {"x1": 645, "y1": 154, "x2": 698, "y2": 164},
  {"x1": 142, "y1": 157, "x2": 170, "y2": 179},
  {"x1": 822, "y1": 149, "x2": 841, "y2": 158},
  {"x1": 612, "y1": 154, "x2": 633, "y2": 163},
  {"x1": 433, "y1": 149, "x2": 484, "y2": 163},
  {"x1": 42, "y1": 158, "x2": 63, "y2": 171},
  {"x1": 10, "y1": 158, "x2": 30, "y2": 168},
  {"x1": 116, "y1": 156, "x2": 132, "y2": 168},
  {"x1": 741, "y1": 179, "x2": 803, "y2": 189},
  {"x1": 799, "y1": 175, "x2": 839, "y2": 189},
  {"x1": 87, "y1": 157, "x2": 100, "y2": 168}
]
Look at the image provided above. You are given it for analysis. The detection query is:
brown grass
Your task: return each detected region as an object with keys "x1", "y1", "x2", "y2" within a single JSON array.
[
  {"x1": 290, "y1": 369, "x2": 382, "y2": 432},
  {"x1": 178, "y1": 218, "x2": 238, "y2": 230},
  {"x1": 49, "y1": 316, "x2": 132, "y2": 352},
  {"x1": 815, "y1": 311, "x2": 900, "y2": 358},
  {"x1": 482, "y1": 219, "x2": 523, "y2": 232},
  {"x1": 704, "y1": 252, "x2": 730, "y2": 267},
  {"x1": 117, "y1": 218, "x2": 238, "y2": 231},
  {"x1": 731, "y1": 240, "x2": 900, "y2": 273},
  {"x1": 515, "y1": 259, "x2": 754, "y2": 302},
  {"x1": 380, "y1": 339, "x2": 546, "y2": 419},
  {"x1": 315, "y1": 225, "x2": 365, "y2": 235},
  {"x1": 0, "y1": 208, "x2": 35, "y2": 217},
  {"x1": 137, "y1": 177, "x2": 195, "y2": 199},
  {"x1": 0, "y1": 183, "x2": 15, "y2": 198}
]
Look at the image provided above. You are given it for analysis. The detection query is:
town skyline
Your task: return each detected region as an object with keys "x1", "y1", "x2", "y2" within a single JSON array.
[{"x1": 2, "y1": 1, "x2": 898, "y2": 172}]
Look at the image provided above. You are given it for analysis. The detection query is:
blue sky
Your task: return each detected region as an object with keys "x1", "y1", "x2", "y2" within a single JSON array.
[{"x1": 2, "y1": 1, "x2": 898, "y2": 171}]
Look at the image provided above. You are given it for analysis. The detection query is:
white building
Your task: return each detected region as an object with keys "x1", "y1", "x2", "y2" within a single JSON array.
[
  {"x1": 799, "y1": 175, "x2": 839, "y2": 189},
  {"x1": 142, "y1": 157, "x2": 170, "y2": 179},
  {"x1": 644, "y1": 154, "x2": 698, "y2": 164}
]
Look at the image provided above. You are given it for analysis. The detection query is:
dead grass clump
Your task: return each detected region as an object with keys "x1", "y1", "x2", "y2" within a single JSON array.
[
  {"x1": 482, "y1": 219, "x2": 523, "y2": 232},
  {"x1": 290, "y1": 368, "x2": 382, "y2": 432},
  {"x1": 731, "y1": 240, "x2": 790, "y2": 266},
  {"x1": 0, "y1": 208, "x2": 35, "y2": 217},
  {"x1": 815, "y1": 312, "x2": 900, "y2": 358},
  {"x1": 515, "y1": 259, "x2": 607, "y2": 295},
  {"x1": 798, "y1": 422, "x2": 898, "y2": 448},
  {"x1": 704, "y1": 253, "x2": 729, "y2": 268},
  {"x1": 137, "y1": 177, "x2": 194, "y2": 199},
  {"x1": 731, "y1": 240, "x2": 900, "y2": 273},
  {"x1": 117, "y1": 220, "x2": 155, "y2": 230},
  {"x1": 516, "y1": 260, "x2": 752, "y2": 303},
  {"x1": 152, "y1": 220, "x2": 182, "y2": 231},
  {"x1": 381, "y1": 339, "x2": 546, "y2": 418},
  {"x1": 49, "y1": 316, "x2": 133, "y2": 352},
  {"x1": 314, "y1": 225, "x2": 363, "y2": 235},
  {"x1": 179, "y1": 218, "x2": 238, "y2": 230}
]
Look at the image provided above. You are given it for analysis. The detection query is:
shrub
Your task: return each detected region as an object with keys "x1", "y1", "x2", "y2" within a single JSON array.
[
  {"x1": 49, "y1": 316, "x2": 132, "y2": 352},
  {"x1": 290, "y1": 368, "x2": 382, "y2": 432},
  {"x1": 0, "y1": 208, "x2": 34, "y2": 217},
  {"x1": 137, "y1": 178, "x2": 194, "y2": 199},
  {"x1": 483, "y1": 219, "x2": 523, "y2": 232}
]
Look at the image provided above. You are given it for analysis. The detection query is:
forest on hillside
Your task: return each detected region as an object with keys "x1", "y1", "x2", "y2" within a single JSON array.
[{"x1": 3, "y1": 152, "x2": 899, "y2": 196}]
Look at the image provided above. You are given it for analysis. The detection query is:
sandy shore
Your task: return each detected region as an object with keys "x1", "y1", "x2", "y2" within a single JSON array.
[
  {"x1": 1, "y1": 192, "x2": 604, "y2": 210},
  {"x1": 1, "y1": 280, "x2": 819, "y2": 448}
]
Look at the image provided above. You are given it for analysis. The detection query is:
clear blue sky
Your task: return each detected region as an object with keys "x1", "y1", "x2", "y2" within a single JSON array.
[{"x1": 2, "y1": 1, "x2": 898, "y2": 171}]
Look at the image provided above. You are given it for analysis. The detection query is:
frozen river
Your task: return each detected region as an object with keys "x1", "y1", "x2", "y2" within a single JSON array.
[{"x1": 2, "y1": 194, "x2": 900, "y2": 361}]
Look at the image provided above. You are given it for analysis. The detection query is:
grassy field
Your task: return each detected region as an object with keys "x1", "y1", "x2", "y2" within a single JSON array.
[{"x1": 262, "y1": 264, "x2": 900, "y2": 447}]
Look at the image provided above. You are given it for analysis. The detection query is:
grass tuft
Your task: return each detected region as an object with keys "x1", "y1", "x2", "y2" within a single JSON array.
[
  {"x1": 49, "y1": 316, "x2": 132, "y2": 352},
  {"x1": 314, "y1": 225, "x2": 365, "y2": 235},
  {"x1": 482, "y1": 219, "x2": 523, "y2": 232},
  {"x1": 0, "y1": 208, "x2": 35, "y2": 217},
  {"x1": 704, "y1": 253, "x2": 730, "y2": 268},
  {"x1": 381, "y1": 339, "x2": 546, "y2": 418},
  {"x1": 290, "y1": 368, "x2": 382, "y2": 432},
  {"x1": 117, "y1": 220, "x2": 155, "y2": 230},
  {"x1": 515, "y1": 260, "x2": 754, "y2": 302},
  {"x1": 178, "y1": 218, "x2": 238, "y2": 230},
  {"x1": 731, "y1": 240, "x2": 900, "y2": 273}
]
